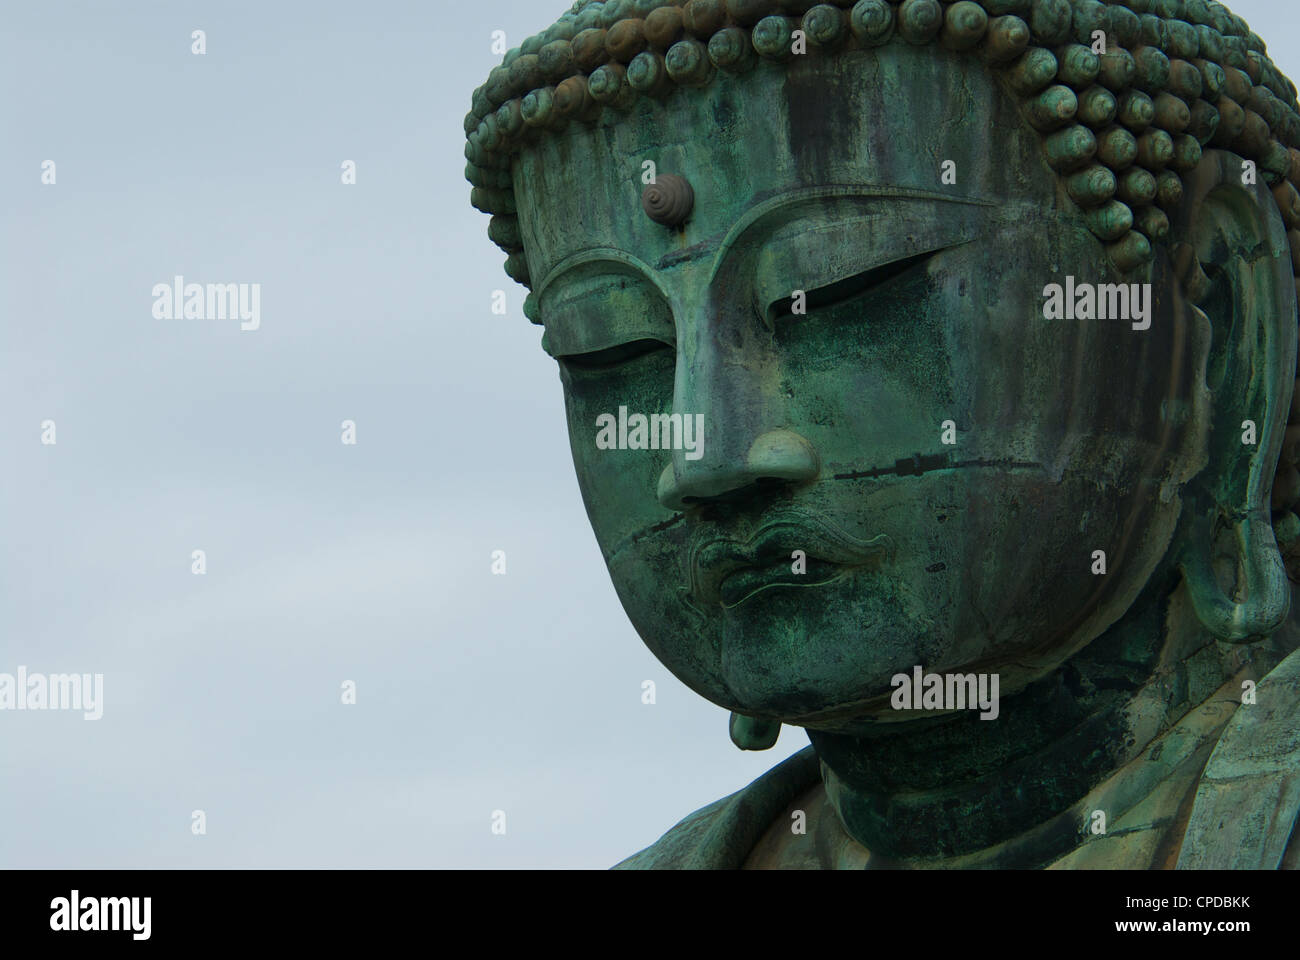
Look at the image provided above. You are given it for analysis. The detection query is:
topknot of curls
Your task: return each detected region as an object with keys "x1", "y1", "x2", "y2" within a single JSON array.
[{"x1": 467, "y1": 1, "x2": 1300, "y2": 290}]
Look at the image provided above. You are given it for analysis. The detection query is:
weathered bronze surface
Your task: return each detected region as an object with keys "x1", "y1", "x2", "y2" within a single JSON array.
[{"x1": 468, "y1": 0, "x2": 1300, "y2": 868}]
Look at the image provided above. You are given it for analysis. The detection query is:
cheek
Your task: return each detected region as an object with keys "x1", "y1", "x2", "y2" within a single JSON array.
[
  {"x1": 604, "y1": 527, "x2": 736, "y2": 706},
  {"x1": 774, "y1": 234, "x2": 1163, "y2": 472},
  {"x1": 866, "y1": 472, "x2": 1164, "y2": 658},
  {"x1": 559, "y1": 352, "x2": 678, "y2": 549},
  {"x1": 772, "y1": 262, "x2": 958, "y2": 465}
]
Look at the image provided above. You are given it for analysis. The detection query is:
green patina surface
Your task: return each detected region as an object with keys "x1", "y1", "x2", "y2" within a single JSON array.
[{"x1": 468, "y1": 0, "x2": 1300, "y2": 868}]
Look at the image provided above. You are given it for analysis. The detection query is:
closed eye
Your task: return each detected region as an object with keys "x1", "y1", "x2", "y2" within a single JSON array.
[
  {"x1": 558, "y1": 338, "x2": 673, "y2": 372},
  {"x1": 767, "y1": 248, "x2": 940, "y2": 324}
]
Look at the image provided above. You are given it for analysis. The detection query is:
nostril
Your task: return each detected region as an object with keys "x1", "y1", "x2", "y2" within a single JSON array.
[
  {"x1": 658, "y1": 430, "x2": 821, "y2": 511},
  {"x1": 680, "y1": 477, "x2": 790, "y2": 508}
]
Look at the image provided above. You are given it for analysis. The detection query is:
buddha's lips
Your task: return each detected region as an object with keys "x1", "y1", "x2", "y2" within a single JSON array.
[{"x1": 687, "y1": 511, "x2": 893, "y2": 608}]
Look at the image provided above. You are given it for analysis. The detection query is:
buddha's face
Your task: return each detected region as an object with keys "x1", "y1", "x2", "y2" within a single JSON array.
[{"x1": 514, "y1": 45, "x2": 1203, "y2": 732}]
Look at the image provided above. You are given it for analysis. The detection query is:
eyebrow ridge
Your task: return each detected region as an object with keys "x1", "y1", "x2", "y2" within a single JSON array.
[
  {"x1": 710, "y1": 184, "x2": 996, "y2": 285},
  {"x1": 534, "y1": 247, "x2": 664, "y2": 303},
  {"x1": 536, "y1": 185, "x2": 996, "y2": 296}
]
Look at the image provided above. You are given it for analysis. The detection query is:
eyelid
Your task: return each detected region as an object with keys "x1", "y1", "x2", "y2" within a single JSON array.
[
  {"x1": 542, "y1": 316, "x2": 676, "y2": 359},
  {"x1": 750, "y1": 212, "x2": 978, "y2": 321},
  {"x1": 763, "y1": 247, "x2": 944, "y2": 324},
  {"x1": 539, "y1": 270, "x2": 675, "y2": 359},
  {"x1": 556, "y1": 337, "x2": 674, "y2": 370}
]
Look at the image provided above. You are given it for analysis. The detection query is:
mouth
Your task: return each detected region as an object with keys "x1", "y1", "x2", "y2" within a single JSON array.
[
  {"x1": 717, "y1": 556, "x2": 848, "y2": 608},
  {"x1": 689, "y1": 510, "x2": 893, "y2": 609}
]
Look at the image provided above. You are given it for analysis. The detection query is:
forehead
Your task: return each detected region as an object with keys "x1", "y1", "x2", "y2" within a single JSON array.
[{"x1": 512, "y1": 43, "x2": 1056, "y2": 293}]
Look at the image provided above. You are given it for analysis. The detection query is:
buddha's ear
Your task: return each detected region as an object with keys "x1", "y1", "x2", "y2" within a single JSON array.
[{"x1": 1167, "y1": 150, "x2": 1297, "y2": 641}]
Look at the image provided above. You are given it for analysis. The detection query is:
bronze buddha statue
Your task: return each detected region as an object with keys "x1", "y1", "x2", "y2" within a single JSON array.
[{"x1": 466, "y1": 0, "x2": 1300, "y2": 868}]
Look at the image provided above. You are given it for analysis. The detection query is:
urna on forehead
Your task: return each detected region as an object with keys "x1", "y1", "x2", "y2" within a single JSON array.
[
  {"x1": 510, "y1": 50, "x2": 1052, "y2": 287},
  {"x1": 465, "y1": 0, "x2": 1300, "y2": 296}
]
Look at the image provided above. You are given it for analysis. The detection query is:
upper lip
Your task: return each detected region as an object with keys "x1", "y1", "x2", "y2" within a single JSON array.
[{"x1": 687, "y1": 509, "x2": 893, "y2": 606}]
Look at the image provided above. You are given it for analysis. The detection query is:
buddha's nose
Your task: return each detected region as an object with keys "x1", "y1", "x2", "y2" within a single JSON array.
[
  {"x1": 657, "y1": 428, "x2": 821, "y2": 510},
  {"x1": 655, "y1": 291, "x2": 821, "y2": 509}
]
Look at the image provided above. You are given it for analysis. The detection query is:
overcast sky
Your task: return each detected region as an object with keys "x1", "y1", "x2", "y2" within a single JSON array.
[{"x1": 3, "y1": 0, "x2": 1298, "y2": 869}]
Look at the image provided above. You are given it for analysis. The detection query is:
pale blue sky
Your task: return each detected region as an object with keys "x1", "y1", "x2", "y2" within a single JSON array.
[{"x1": 2, "y1": 0, "x2": 1297, "y2": 868}]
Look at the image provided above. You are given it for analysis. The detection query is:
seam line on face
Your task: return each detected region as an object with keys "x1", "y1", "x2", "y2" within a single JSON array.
[
  {"x1": 833, "y1": 456, "x2": 1045, "y2": 481},
  {"x1": 606, "y1": 512, "x2": 687, "y2": 561}
]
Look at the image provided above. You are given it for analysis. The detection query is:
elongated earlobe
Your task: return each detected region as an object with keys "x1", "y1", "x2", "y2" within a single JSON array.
[
  {"x1": 1181, "y1": 512, "x2": 1290, "y2": 641},
  {"x1": 1168, "y1": 152, "x2": 1297, "y2": 643}
]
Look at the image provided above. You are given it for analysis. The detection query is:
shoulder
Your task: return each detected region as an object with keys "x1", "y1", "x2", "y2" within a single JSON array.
[
  {"x1": 1177, "y1": 646, "x2": 1300, "y2": 869},
  {"x1": 613, "y1": 746, "x2": 822, "y2": 870}
]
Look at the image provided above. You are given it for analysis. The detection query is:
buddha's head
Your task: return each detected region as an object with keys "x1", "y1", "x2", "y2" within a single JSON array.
[{"x1": 467, "y1": 0, "x2": 1300, "y2": 736}]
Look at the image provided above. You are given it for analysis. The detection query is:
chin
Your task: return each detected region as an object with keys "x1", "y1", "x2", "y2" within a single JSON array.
[{"x1": 703, "y1": 574, "x2": 942, "y2": 721}]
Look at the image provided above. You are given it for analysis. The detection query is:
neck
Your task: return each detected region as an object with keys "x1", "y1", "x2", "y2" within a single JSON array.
[{"x1": 806, "y1": 574, "x2": 1283, "y2": 866}]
